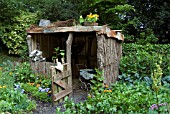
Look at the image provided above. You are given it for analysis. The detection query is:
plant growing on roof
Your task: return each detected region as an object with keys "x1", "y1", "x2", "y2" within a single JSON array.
[{"x1": 79, "y1": 13, "x2": 99, "y2": 24}]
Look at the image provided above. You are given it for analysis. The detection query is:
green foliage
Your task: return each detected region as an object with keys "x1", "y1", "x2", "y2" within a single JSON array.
[
  {"x1": 14, "y1": 62, "x2": 36, "y2": 83},
  {"x1": 0, "y1": 88, "x2": 36, "y2": 113},
  {"x1": 57, "y1": 68, "x2": 170, "y2": 113},
  {"x1": 127, "y1": 0, "x2": 170, "y2": 43},
  {"x1": 52, "y1": 47, "x2": 66, "y2": 63},
  {"x1": 22, "y1": 83, "x2": 51, "y2": 102},
  {"x1": 137, "y1": 29, "x2": 159, "y2": 44},
  {"x1": 120, "y1": 43, "x2": 170, "y2": 77},
  {"x1": 79, "y1": 0, "x2": 135, "y2": 29},
  {"x1": 35, "y1": 0, "x2": 79, "y2": 21},
  {"x1": 0, "y1": 0, "x2": 22, "y2": 22},
  {"x1": 57, "y1": 81, "x2": 170, "y2": 113},
  {"x1": 1, "y1": 61, "x2": 36, "y2": 83},
  {"x1": 79, "y1": 13, "x2": 99, "y2": 24},
  {"x1": 0, "y1": 61, "x2": 36, "y2": 113},
  {"x1": 0, "y1": 11, "x2": 38, "y2": 56},
  {"x1": 151, "y1": 63, "x2": 163, "y2": 92},
  {"x1": 90, "y1": 69, "x2": 104, "y2": 94}
]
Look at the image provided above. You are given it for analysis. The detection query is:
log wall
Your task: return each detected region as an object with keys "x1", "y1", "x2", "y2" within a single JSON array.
[
  {"x1": 30, "y1": 62, "x2": 55, "y2": 78},
  {"x1": 97, "y1": 34, "x2": 122, "y2": 85}
]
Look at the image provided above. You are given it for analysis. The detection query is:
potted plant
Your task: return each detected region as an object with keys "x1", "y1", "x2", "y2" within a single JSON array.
[{"x1": 79, "y1": 13, "x2": 99, "y2": 26}]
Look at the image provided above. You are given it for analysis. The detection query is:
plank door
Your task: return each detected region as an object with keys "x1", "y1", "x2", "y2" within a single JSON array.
[{"x1": 51, "y1": 63, "x2": 72, "y2": 105}]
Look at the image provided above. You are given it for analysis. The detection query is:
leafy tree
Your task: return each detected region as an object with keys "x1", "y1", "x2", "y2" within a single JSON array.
[
  {"x1": 78, "y1": 0, "x2": 135, "y2": 29},
  {"x1": 127, "y1": 0, "x2": 170, "y2": 43}
]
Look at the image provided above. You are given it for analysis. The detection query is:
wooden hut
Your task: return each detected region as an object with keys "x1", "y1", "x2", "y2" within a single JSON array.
[{"x1": 26, "y1": 25, "x2": 124, "y2": 103}]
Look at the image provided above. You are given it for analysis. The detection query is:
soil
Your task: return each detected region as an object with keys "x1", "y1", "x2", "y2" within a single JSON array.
[{"x1": 32, "y1": 79, "x2": 88, "y2": 114}]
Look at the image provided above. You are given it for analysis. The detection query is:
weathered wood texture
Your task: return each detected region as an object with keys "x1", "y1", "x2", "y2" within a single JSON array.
[
  {"x1": 71, "y1": 32, "x2": 97, "y2": 78},
  {"x1": 29, "y1": 33, "x2": 68, "y2": 60},
  {"x1": 96, "y1": 34, "x2": 122, "y2": 85},
  {"x1": 28, "y1": 32, "x2": 122, "y2": 85},
  {"x1": 66, "y1": 33, "x2": 73, "y2": 70},
  {"x1": 51, "y1": 63, "x2": 72, "y2": 105},
  {"x1": 30, "y1": 62, "x2": 55, "y2": 78},
  {"x1": 28, "y1": 33, "x2": 97, "y2": 78}
]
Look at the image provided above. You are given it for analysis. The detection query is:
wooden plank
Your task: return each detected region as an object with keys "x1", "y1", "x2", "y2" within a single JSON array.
[
  {"x1": 54, "y1": 70, "x2": 71, "y2": 80},
  {"x1": 55, "y1": 80, "x2": 68, "y2": 89},
  {"x1": 53, "y1": 87, "x2": 72, "y2": 101},
  {"x1": 53, "y1": 74, "x2": 71, "y2": 83}
]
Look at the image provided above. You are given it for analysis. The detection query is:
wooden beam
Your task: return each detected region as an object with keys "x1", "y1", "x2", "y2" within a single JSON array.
[
  {"x1": 55, "y1": 80, "x2": 68, "y2": 89},
  {"x1": 26, "y1": 35, "x2": 32, "y2": 53},
  {"x1": 66, "y1": 33, "x2": 73, "y2": 70},
  {"x1": 66, "y1": 33, "x2": 73, "y2": 97},
  {"x1": 54, "y1": 87, "x2": 72, "y2": 101}
]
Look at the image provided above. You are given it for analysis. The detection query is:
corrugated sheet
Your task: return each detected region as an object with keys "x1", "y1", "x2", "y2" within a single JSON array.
[{"x1": 26, "y1": 25, "x2": 124, "y2": 41}]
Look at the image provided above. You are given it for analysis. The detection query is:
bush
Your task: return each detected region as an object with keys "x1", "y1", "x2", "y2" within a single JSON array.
[
  {"x1": 0, "y1": 61, "x2": 36, "y2": 113},
  {"x1": 0, "y1": 11, "x2": 38, "y2": 56},
  {"x1": 120, "y1": 43, "x2": 170, "y2": 77},
  {"x1": 0, "y1": 60, "x2": 52, "y2": 102}
]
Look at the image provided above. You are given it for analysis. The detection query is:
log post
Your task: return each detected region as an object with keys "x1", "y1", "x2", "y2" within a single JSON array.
[
  {"x1": 26, "y1": 35, "x2": 32, "y2": 54},
  {"x1": 66, "y1": 33, "x2": 73, "y2": 70},
  {"x1": 66, "y1": 33, "x2": 73, "y2": 96}
]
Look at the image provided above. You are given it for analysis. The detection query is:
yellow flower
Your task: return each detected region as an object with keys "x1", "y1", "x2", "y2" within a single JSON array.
[
  {"x1": 9, "y1": 72, "x2": 12, "y2": 75},
  {"x1": 0, "y1": 85, "x2": 6, "y2": 88},
  {"x1": 108, "y1": 90, "x2": 112, "y2": 92},
  {"x1": 0, "y1": 67, "x2": 2, "y2": 70},
  {"x1": 93, "y1": 14, "x2": 99, "y2": 18},
  {"x1": 104, "y1": 90, "x2": 107, "y2": 93},
  {"x1": 36, "y1": 84, "x2": 41, "y2": 88},
  {"x1": 28, "y1": 82, "x2": 34, "y2": 86},
  {"x1": 48, "y1": 91, "x2": 51, "y2": 94},
  {"x1": 87, "y1": 13, "x2": 93, "y2": 18},
  {"x1": 105, "y1": 85, "x2": 109, "y2": 88},
  {"x1": 104, "y1": 89, "x2": 112, "y2": 93}
]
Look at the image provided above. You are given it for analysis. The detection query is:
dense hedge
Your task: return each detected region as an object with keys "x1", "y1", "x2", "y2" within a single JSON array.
[{"x1": 120, "y1": 43, "x2": 170, "y2": 77}]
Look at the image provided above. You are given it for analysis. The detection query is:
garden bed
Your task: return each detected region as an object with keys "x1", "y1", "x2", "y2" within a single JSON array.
[{"x1": 32, "y1": 78, "x2": 88, "y2": 114}]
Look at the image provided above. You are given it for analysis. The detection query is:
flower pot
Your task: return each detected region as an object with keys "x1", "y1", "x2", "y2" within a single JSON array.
[{"x1": 84, "y1": 22, "x2": 98, "y2": 26}]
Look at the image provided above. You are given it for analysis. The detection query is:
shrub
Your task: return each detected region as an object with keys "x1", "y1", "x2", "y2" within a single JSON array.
[
  {"x1": 120, "y1": 43, "x2": 170, "y2": 77},
  {"x1": 0, "y1": 61, "x2": 36, "y2": 113},
  {"x1": 0, "y1": 11, "x2": 38, "y2": 56}
]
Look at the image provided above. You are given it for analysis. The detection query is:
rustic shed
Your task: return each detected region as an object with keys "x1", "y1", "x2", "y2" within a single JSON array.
[
  {"x1": 26, "y1": 25, "x2": 124, "y2": 103},
  {"x1": 26, "y1": 25, "x2": 124, "y2": 83}
]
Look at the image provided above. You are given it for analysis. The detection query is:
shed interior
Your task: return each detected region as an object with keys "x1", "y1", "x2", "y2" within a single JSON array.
[{"x1": 30, "y1": 32, "x2": 98, "y2": 79}]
